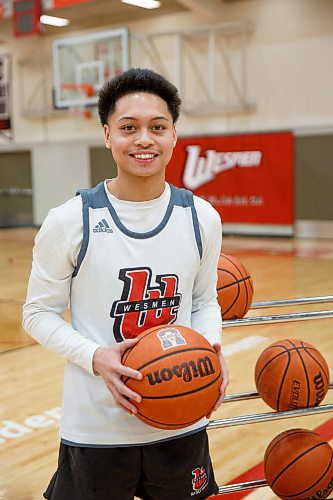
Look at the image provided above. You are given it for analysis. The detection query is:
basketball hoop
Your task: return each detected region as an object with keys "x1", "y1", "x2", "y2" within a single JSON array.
[
  {"x1": 62, "y1": 83, "x2": 95, "y2": 98},
  {"x1": 61, "y1": 83, "x2": 96, "y2": 120}
]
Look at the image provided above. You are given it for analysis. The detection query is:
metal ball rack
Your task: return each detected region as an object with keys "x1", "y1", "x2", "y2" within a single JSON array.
[{"x1": 207, "y1": 295, "x2": 333, "y2": 496}]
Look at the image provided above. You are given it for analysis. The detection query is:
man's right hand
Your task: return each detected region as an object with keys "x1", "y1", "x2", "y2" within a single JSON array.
[{"x1": 92, "y1": 339, "x2": 143, "y2": 415}]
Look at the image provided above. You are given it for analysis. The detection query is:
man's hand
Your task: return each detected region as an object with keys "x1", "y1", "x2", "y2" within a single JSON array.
[
  {"x1": 92, "y1": 339, "x2": 143, "y2": 416},
  {"x1": 206, "y1": 342, "x2": 229, "y2": 418}
]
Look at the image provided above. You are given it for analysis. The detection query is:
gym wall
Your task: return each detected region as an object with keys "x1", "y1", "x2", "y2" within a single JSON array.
[{"x1": 0, "y1": 0, "x2": 332, "y2": 232}]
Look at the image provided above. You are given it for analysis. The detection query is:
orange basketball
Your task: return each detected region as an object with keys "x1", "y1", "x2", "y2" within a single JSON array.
[
  {"x1": 121, "y1": 324, "x2": 222, "y2": 430},
  {"x1": 255, "y1": 339, "x2": 330, "y2": 411},
  {"x1": 217, "y1": 253, "x2": 254, "y2": 319},
  {"x1": 264, "y1": 428, "x2": 333, "y2": 499}
]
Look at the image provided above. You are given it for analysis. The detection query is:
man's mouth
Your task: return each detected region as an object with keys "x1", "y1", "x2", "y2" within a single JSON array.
[{"x1": 130, "y1": 153, "x2": 158, "y2": 160}]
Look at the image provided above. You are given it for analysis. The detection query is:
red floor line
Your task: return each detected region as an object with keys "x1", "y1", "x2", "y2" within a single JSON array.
[{"x1": 211, "y1": 417, "x2": 333, "y2": 499}]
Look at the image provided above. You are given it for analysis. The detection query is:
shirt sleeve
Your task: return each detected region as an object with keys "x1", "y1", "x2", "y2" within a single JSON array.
[
  {"x1": 191, "y1": 199, "x2": 223, "y2": 346},
  {"x1": 22, "y1": 204, "x2": 100, "y2": 375}
]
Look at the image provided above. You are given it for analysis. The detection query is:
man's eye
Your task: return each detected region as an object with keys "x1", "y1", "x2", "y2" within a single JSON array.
[
  {"x1": 152, "y1": 125, "x2": 166, "y2": 131},
  {"x1": 122, "y1": 125, "x2": 135, "y2": 131}
]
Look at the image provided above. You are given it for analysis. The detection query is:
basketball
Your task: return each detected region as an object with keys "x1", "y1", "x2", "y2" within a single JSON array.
[
  {"x1": 217, "y1": 253, "x2": 254, "y2": 319},
  {"x1": 264, "y1": 428, "x2": 333, "y2": 499},
  {"x1": 255, "y1": 339, "x2": 330, "y2": 411},
  {"x1": 121, "y1": 324, "x2": 222, "y2": 429}
]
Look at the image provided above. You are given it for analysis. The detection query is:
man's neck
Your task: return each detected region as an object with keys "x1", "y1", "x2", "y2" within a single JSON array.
[{"x1": 106, "y1": 175, "x2": 166, "y2": 202}]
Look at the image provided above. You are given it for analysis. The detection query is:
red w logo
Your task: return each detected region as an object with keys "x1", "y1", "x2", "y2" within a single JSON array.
[
  {"x1": 192, "y1": 466, "x2": 208, "y2": 493},
  {"x1": 110, "y1": 267, "x2": 182, "y2": 341}
]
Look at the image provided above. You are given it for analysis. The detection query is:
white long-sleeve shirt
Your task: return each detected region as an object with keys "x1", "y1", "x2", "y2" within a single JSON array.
[{"x1": 23, "y1": 181, "x2": 222, "y2": 446}]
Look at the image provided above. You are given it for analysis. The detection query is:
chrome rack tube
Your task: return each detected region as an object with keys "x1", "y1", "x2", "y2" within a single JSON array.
[
  {"x1": 217, "y1": 481, "x2": 333, "y2": 497},
  {"x1": 223, "y1": 309, "x2": 333, "y2": 327},
  {"x1": 217, "y1": 479, "x2": 267, "y2": 494},
  {"x1": 223, "y1": 383, "x2": 333, "y2": 403},
  {"x1": 251, "y1": 295, "x2": 333, "y2": 309},
  {"x1": 207, "y1": 403, "x2": 333, "y2": 430},
  {"x1": 223, "y1": 391, "x2": 259, "y2": 403}
]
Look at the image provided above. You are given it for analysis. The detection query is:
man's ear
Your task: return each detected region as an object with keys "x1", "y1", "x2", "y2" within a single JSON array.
[
  {"x1": 173, "y1": 125, "x2": 177, "y2": 148},
  {"x1": 103, "y1": 124, "x2": 111, "y2": 149}
]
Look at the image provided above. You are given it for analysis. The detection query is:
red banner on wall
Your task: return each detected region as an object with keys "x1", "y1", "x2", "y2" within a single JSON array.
[
  {"x1": 166, "y1": 131, "x2": 294, "y2": 228},
  {"x1": 53, "y1": 0, "x2": 91, "y2": 7}
]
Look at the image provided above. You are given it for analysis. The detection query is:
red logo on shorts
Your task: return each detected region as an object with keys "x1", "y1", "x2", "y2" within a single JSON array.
[{"x1": 191, "y1": 466, "x2": 208, "y2": 495}]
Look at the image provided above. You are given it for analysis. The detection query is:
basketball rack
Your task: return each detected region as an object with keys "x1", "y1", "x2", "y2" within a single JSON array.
[
  {"x1": 61, "y1": 83, "x2": 97, "y2": 120},
  {"x1": 207, "y1": 294, "x2": 333, "y2": 496}
]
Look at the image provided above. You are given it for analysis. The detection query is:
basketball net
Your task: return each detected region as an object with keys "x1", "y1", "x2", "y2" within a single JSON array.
[{"x1": 61, "y1": 83, "x2": 96, "y2": 120}]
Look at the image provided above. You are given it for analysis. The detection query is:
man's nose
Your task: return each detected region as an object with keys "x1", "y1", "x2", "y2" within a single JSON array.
[{"x1": 134, "y1": 129, "x2": 154, "y2": 147}]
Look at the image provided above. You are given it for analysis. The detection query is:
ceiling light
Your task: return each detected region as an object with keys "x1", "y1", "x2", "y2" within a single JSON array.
[
  {"x1": 40, "y1": 15, "x2": 70, "y2": 27},
  {"x1": 121, "y1": 0, "x2": 161, "y2": 9}
]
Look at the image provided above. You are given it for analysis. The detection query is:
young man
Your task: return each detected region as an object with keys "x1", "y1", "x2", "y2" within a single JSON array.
[{"x1": 23, "y1": 68, "x2": 229, "y2": 500}]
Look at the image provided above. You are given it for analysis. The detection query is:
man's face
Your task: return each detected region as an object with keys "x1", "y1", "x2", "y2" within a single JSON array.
[{"x1": 103, "y1": 92, "x2": 177, "y2": 179}]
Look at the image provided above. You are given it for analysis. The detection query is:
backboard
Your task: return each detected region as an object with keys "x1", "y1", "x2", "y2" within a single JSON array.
[{"x1": 52, "y1": 28, "x2": 129, "y2": 109}]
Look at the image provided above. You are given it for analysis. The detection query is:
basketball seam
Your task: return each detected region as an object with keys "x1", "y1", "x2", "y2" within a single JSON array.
[
  {"x1": 260, "y1": 345, "x2": 322, "y2": 355},
  {"x1": 276, "y1": 351, "x2": 291, "y2": 411},
  {"x1": 257, "y1": 342, "x2": 329, "y2": 411},
  {"x1": 265, "y1": 429, "x2": 317, "y2": 463},
  {"x1": 271, "y1": 444, "x2": 333, "y2": 496},
  {"x1": 256, "y1": 349, "x2": 289, "y2": 385},
  {"x1": 220, "y1": 254, "x2": 248, "y2": 277},
  {"x1": 217, "y1": 275, "x2": 251, "y2": 292},
  {"x1": 218, "y1": 254, "x2": 253, "y2": 319},
  {"x1": 255, "y1": 346, "x2": 293, "y2": 410},
  {"x1": 301, "y1": 341, "x2": 330, "y2": 384},
  {"x1": 256, "y1": 343, "x2": 319, "y2": 382},
  {"x1": 271, "y1": 442, "x2": 326, "y2": 487},
  {"x1": 221, "y1": 281, "x2": 241, "y2": 315},
  {"x1": 136, "y1": 411, "x2": 204, "y2": 428},
  {"x1": 242, "y1": 275, "x2": 250, "y2": 317},
  {"x1": 288, "y1": 340, "x2": 311, "y2": 408}
]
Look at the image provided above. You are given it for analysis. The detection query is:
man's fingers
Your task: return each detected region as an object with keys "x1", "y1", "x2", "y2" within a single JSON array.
[
  {"x1": 117, "y1": 364, "x2": 143, "y2": 381},
  {"x1": 208, "y1": 394, "x2": 225, "y2": 417},
  {"x1": 112, "y1": 377, "x2": 142, "y2": 403},
  {"x1": 213, "y1": 342, "x2": 221, "y2": 354},
  {"x1": 119, "y1": 337, "x2": 139, "y2": 354},
  {"x1": 118, "y1": 397, "x2": 139, "y2": 415},
  {"x1": 111, "y1": 387, "x2": 139, "y2": 415},
  {"x1": 221, "y1": 379, "x2": 228, "y2": 394},
  {"x1": 118, "y1": 339, "x2": 143, "y2": 380}
]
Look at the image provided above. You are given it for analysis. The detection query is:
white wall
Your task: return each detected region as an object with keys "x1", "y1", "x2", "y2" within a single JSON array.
[{"x1": 31, "y1": 142, "x2": 90, "y2": 224}]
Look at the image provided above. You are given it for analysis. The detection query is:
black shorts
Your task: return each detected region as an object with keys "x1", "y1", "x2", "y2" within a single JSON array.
[{"x1": 44, "y1": 429, "x2": 218, "y2": 500}]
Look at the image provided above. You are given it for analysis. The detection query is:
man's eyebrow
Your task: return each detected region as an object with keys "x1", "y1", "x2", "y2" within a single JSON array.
[{"x1": 117, "y1": 115, "x2": 169, "y2": 121}]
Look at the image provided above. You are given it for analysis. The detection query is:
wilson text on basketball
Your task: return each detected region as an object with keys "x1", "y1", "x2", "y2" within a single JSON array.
[
  {"x1": 313, "y1": 371, "x2": 327, "y2": 406},
  {"x1": 146, "y1": 356, "x2": 216, "y2": 385}
]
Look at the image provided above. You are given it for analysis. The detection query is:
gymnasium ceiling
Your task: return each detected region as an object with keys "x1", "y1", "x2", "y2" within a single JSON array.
[
  {"x1": 0, "y1": 0, "x2": 243, "y2": 37},
  {"x1": 42, "y1": 0, "x2": 243, "y2": 33}
]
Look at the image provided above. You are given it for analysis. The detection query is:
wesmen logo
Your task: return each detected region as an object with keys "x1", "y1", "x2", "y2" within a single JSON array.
[
  {"x1": 191, "y1": 466, "x2": 208, "y2": 496},
  {"x1": 110, "y1": 267, "x2": 182, "y2": 341},
  {"x1": 183, "y1": 145, "x2": 262, "y2": 190}
]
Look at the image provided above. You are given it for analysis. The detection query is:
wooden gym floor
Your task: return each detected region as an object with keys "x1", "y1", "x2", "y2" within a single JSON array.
[{"x1": 0, "y1": 227, "x2": 332, "y2": 500}]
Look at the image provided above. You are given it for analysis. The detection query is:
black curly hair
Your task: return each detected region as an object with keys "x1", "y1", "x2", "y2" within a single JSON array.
[{"x1": 98, "y1": 68, "x2": 182, "y2": 126}]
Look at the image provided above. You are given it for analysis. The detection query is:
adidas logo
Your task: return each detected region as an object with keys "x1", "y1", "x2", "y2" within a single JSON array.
[{"x1": 93, "y1": 219, "x2": 113, "y2": 233}]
